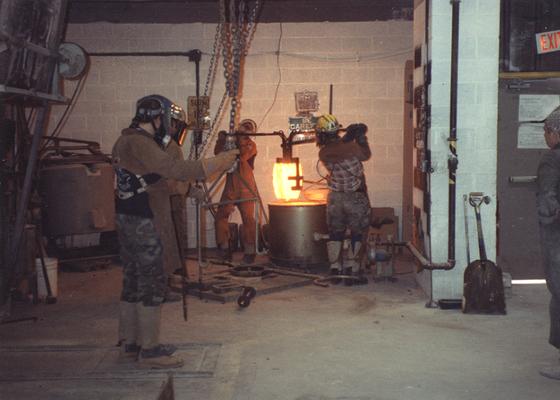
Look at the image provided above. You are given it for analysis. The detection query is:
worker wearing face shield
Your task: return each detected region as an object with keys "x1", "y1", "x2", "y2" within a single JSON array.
[
  {"x1": 146, "y1": 117, "x2": 202, "y2": 303},
  {"x1": 111, "y1": 94, "x2": 238, "y2": 369},
  {"x1": 316, "y1": 114, "x2": 371, "y2": 285}
]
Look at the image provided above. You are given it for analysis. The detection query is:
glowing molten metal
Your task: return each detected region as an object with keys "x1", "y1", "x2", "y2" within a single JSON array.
[{"x1": 273, "y1": 161, "x2": 302, "y2": 201}]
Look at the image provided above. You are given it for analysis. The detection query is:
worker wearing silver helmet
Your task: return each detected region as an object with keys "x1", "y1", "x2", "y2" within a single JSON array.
[
  {"x1": 536, "y1": 105, "x2": 560, "y2": 380},
  {"x1": 316, "y1": 114, "x2": 371, "y2": 285},
  {"x1": 112, "y1": 94, "x2": 238, "y2": 369}
]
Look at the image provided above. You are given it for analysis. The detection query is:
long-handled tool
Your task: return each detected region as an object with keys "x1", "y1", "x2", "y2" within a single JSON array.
[
  {"x1": 170, "y1": 196, "x2": 188, "y2": 321},
  {"x1": 462, "y1": 192, "x2": 506, "y2": 314},
  {"x1": 463, "y1": 194, "x2": 471, "y2": 264}
]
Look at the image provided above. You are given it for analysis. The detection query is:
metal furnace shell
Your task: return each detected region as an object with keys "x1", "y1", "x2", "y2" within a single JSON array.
[{"x1": 268, "y1": 201, "x2": 328, "y2": 270}]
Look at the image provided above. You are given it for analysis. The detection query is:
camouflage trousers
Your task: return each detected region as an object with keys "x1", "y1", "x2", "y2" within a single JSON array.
[
  {"x1": 116, "y1": 214, "x2": 166, "y2": 307},
  {"x1": 540, "y1": 224, "x2": 560, "y2": 349},
  {"x1": 327, "y1": 190, "x2": 370, "y2": 238}
]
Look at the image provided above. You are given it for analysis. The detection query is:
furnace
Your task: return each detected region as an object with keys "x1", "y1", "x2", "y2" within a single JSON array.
[{"x1": 268, "y1": 200, "x2": 328, "y2": 271}]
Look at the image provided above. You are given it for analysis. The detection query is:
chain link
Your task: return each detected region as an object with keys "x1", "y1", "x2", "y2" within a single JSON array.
[
  {"x1": 198, "y1": 91, "x2": 229, "y2": 159},
  {"x1": 190, "y1": 0, "x2": 261, "y2": 159},
  {"x1": 204, "y1": 23, "x2": 222, "y2": 98}
]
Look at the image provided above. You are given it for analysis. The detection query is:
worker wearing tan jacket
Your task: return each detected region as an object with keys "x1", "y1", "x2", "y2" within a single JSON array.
[
  {"x1": 113, "y1": 95, "x2": 238, "y2": 369},
  {"x1": 146, "y1": 139, "x2": 190, "y2": 301}
]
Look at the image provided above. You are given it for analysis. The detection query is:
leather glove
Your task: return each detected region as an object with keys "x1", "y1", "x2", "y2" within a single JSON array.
[
  {"x1": 342, "y1": 123, "x2": 368, "y2": 143},
  {"x1": 201, "y1": 149, "x2": 240, "y2": 180},
  {"x1": 187, "y1": 184, "x2": 206, "y2": 202}
]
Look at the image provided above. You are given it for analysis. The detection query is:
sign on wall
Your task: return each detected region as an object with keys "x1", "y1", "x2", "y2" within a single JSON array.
[
  {"x1": 517, "y1": 94, "x2": 560, "y2": 149},
  {"x1": 535, "y1": 29, "x2": 560, "y2": 54}
]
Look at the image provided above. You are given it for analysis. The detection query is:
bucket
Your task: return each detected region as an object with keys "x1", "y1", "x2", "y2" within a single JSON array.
[{"x1": 35, "y1": 257, "x2": 58, "y2": 298}]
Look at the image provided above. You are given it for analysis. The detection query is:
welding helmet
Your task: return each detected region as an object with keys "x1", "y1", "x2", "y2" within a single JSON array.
[
  {"x1": 315, "y1": 114, "x2": 340, "y2": 146},
  {"x1": 131, "y1": 94, "x2": 187, "y2": 148}
]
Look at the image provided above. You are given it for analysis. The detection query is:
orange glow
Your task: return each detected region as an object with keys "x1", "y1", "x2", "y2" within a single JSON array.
[{"x1": 273, "y1": 162, "x2": 303, "y2": 201}]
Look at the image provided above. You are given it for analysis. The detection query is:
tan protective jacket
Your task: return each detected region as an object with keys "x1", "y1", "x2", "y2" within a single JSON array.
[
  {"x1": 112, "y1": 128, "x2": 206, "y2": 182},
  {"x1": 112, "y1": 128, "x2": 200, "y2": 275},
  {"x1": 147, "y1": 141, "x2": 187, "y2": 275}
]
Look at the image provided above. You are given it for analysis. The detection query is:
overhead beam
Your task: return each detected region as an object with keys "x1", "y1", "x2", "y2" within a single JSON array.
[{"x1": 67, "y1": 0, "x2": 413, "y2": 24}]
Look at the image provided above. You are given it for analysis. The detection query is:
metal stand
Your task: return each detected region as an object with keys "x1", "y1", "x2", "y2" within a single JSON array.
[
  {"x1": 1, "y1": 103, "x2": 49, "y2": 314},
  {"x1": 372, "y1": 237, "x2": 397, "y2": 283},
  {"x1": 195, "y1": 169, "x2": 261, "y2": 296}
]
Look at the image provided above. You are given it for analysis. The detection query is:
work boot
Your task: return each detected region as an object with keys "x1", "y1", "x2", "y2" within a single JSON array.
[
  {"x1": 326, "y1": 241, "x2": 342, "y2": 270},
  {"x1": 118, "y1": 343, "x2": 141, "y2": 363},
  {"x1": 163, "y1": 288, "x2": 182, "y2": 303},
  {"x1": 117, "y1": 301, "x2": 139, "y2": 362},
  {"x1": 353, "y1": 271, "x2": 369, "y2": 285},
  {"x1": 343, "y1": 241, "x2": 362, "y2": 273},
  {"x1": 217, "y1": 246, "x2": 232, "y2": 262},
  {"x1": 141, "y1": 344, "x2": 178, "y2": 358},
  {"x1": 343, "y1": 267, "x2": 354, "y2": 286},
  {"x1": 241, "y1": 254, "x2": 256, "y2": 265},
  {"x1": 137, "y1": 304, "x2": 184, "y2": 369},
  {"x1": 539, "y1": 364, "x2": 560, "y2": 380},
  {"x1": 329, "y1": 268, "x2": 341, "y2": 285},
  {"x1": 327, "y1": 241, "x2": 343, "y2": 285}
]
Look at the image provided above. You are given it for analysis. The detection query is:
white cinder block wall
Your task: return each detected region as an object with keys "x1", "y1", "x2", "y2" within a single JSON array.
[
  {"x1": 415, "y1": 0, "x2": 500, "y2": 300},
  {"x1": 55, "y1": 21, "x2": 412, "y2": 249}
]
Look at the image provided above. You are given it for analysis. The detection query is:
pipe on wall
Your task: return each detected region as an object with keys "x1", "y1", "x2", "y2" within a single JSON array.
[{"x1": 404, "y1": 0, "x2": 461, "y2": 272}]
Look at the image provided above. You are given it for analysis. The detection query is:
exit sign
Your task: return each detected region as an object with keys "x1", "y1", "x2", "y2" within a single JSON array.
[{"x1": 536, "y1": 30, "x2": 560, "y2": 54}]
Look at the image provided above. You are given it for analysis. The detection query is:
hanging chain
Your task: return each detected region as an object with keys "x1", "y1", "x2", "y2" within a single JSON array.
[
  {"x1": 227, "y1": 0, "x2": 242, "y2": 135},
  {"x1": 204, "y1": 23, "x2": 222, "y2": 98},
  {"x1": 246, "y1": 0, "x2": 260, "y2": 52},
  {"x1": 227, "y1": 0, "x2": 260, "y2": 136},
  {"x1": 221, "y1": 0, "x2": 233, "y2": 99},
  {"x1": 197, "y1": 91, "x2": 229, "y2": 159},
  {"x1": 190, "y1": 0, "x2": 261, "y2": 158},
  {"x1": 189, "y1": 20, "x2": 223, "y2": 160}
]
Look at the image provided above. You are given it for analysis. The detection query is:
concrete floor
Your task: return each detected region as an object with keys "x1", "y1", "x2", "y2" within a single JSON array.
[{"x1": 0, "y1": 255, "x2": 559, "y2": 400}]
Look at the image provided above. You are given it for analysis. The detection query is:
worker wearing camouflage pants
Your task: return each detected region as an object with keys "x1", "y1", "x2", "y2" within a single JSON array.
[
  {"x1": 112, "y1": 94, "x2": 238, "y2": 369},
  {"x1": 537, "y1": 105, "x2": 560, "y2": 381},
  {"x1": 316, "y1": 114, "x2": 371, "y2": 286},
  {"x1": 117, "y1": 215, "x2": 167, "y2": 306}
]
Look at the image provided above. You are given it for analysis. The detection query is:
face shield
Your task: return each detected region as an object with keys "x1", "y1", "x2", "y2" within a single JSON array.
[
  {"x1": 170, "y1": 103, "x2": 187, "y2": 146},
  {"x1": 133, "y1": 94, "x2": 187, "y2": 149}
]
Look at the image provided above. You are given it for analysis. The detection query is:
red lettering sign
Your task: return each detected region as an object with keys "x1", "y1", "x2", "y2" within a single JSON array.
[{"x1": 536, "y1": 30, "x2": 560, "y2": 54}]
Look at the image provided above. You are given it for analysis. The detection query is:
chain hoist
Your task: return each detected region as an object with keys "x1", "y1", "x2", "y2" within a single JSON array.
[
  {"x1": 188, "y1": 22, "x2": 224, "y2": 161},
  {"x1": 222, "y1": 0, "x2": 260, "y2": 149},
  {"x1": 204, "y1": 23, "x2": 222, "y2": 99},
  {"x1": 190, "y1": 0, "x2": 260, "y2": 159}
]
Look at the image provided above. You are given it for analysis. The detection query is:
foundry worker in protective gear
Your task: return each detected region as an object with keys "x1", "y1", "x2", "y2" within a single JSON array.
[
  {"x1": 112, "y1": 94, "x2": 238, "y2": 369},
  {"x1": 317, "y1": 114, "x2": 371, "y2": 285},
  {"x1": 148, "y1": 134, "x2": 202, "y2": 302},
  {"x1": 214, "y1": 119, "x2": 259, "y2": 265},
  {"x1": 536, "y1": 105, "x2": 560, "y2": 380}
]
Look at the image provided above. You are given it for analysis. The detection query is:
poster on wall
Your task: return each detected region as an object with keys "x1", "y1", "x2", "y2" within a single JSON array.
[{"x1": 517, "y1": 95, "x2": 560, "y2": 149}]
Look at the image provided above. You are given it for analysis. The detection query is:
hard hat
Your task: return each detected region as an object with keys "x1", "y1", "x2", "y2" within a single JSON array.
[
  {"x1": 238, "y1": 118, "x2": 257, "y2": 134},
  {"x1": 316, "y1": 114, "x2": 340, "y2": 133}
]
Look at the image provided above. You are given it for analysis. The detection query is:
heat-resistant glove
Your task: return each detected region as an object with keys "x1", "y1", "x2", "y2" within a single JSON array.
[
  {"x1": 187, "y1": 184, "x2": 206, "y2": 202},
  {"x1": 342, "y1": 123, "x2": 368, "y2": 143},
  {"x1": 201, "y1": 149, "x2": 240, "y2": 180}
]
